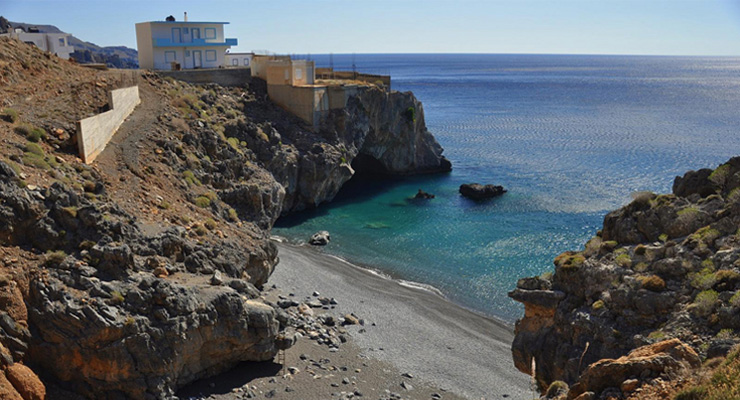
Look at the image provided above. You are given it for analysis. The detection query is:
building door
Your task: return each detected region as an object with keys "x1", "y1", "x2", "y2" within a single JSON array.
[
  {"x1": 191, "y1": 28, "x2": 200, "y2": 42},
  {"x1": 172, "y1": 28, "x2": 182, "y2": 43},
  {"x1": 193, "y1": 50, "x2": 202, "y2": 68}
]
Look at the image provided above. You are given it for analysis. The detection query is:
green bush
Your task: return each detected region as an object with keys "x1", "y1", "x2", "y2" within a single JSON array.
[
  {"x1": 1, "y1": 108, "x2": 19, "y2": 123},
  {"x1": 22, "y1": 153, "x2": 50, "y2": 170},
  {"x1": 194, "y1": 196, "x2": 211, "y2": 208},
  {"x1": 45, "y1": 250, "x2": 67, "y2": 266},
  {"x1": 183, "y1": 170, "x2": 201, "y2": 186},
  {"x1": 639, "y1": 275, "x2": 666, "y2": 292},
  {"x1": 555, "y1": 251, "x2": 586, "y2": 271},
  {"x1": 694, "y1": 290, "x2": 719, "y2": 316},
  {"x1": 24, "y1": 142, "x2": 44, "y2": 156},
  {"x1": 204, "y1": 218, "x2": 217, "y2": 230}
]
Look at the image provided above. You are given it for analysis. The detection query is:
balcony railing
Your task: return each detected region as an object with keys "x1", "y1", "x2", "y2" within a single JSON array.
[{"x1": 153, "y1": 38, "x2": 238, "y2": 47}]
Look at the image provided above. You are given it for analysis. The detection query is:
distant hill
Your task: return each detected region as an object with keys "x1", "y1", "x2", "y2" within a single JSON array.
[{"x1": 1, "y1": 17, "x2": 138, "y2": 68}]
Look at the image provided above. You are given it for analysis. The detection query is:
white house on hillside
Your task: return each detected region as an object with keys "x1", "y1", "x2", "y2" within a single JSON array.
[
  {"x1": 135, "y1": 15, "x2": 237, "y2": 70},
  {"x1": 0, "y1": 28, "x2": 74, "y2": 59},
  {"x1": 225, "y1": 52, "x2": 253, "y2": 68}
]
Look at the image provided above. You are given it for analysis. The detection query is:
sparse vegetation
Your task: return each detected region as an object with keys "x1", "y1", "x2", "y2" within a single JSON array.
[
  {"x1": 45, "y1": 250, "x2": 67, "y2": 266},
  {"x1": 183, "y1": 170, "x2": 201, "y2": 186},
  {"x1": 15, "y1": 124, "x2": 46, "y2": 142},
  {"x1": 694, "y1": 290, "x2": 719, "y2": 316},
  {"x1": 592, "y1": 300, "x2": 605, "y2": 310},
  {"x1": 674, "y1": 346, "x2": 740, "y2": 400},
  {"x1": 204, "y1": 218, "x2": 217, "y2": 230},
  {"x1": 638, "y1": 275, "x2": 666, "y2": 292},
  {"x1": 555, "y1": 251, "x2": 586, "y2": 271},
  {"x1": 1, "y1": 108, "x2": 19, "y2": 123},
  {"x1": 194, "y1": 196, "x2": 211, "y2": 208}
]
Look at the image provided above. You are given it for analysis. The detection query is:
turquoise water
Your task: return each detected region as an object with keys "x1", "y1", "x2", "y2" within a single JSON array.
[{"x1": 274, "y1": 54, "x2": 740, "y2": 321}]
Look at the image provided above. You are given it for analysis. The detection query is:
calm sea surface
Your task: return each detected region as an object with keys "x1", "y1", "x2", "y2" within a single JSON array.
[{"x1": 273, "y1": 54, "x2": 740, "y2": 321}]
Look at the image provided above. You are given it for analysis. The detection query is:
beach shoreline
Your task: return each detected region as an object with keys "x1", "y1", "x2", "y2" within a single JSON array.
[{"x1": 270, "y1": 241, "x2": 530, "y2": 399}]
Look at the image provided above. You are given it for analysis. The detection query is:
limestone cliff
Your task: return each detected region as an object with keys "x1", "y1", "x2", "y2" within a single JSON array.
[
  {"x1": 510, "y1": 157, "x2": 740, "y2": 399},
  {"x1": 225, "y1": 85, "x2": 451, "y2": 214}
]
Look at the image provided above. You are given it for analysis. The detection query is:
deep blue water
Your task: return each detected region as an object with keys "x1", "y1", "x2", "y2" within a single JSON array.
[{"x1": 273, "y1": 54, "x2": 740, "y2": 321}]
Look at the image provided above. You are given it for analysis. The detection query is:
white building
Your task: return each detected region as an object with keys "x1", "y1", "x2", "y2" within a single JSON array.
[
  {"x1": 225, "y1": 52, "x2": 253, "y2": 68},
  {"x1": 135, "y1": 16, "x2": 237, "y2": 70},
  {"x1": 0, "y1": 28, "x2": 74, "y2": 59}
]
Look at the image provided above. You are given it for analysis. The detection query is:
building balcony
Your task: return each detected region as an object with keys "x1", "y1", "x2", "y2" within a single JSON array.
[{"x1": 153, "y1": 38, "x2": 237, "y2": 47}]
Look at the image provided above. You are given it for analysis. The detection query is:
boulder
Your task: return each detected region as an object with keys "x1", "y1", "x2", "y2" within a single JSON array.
[
  {"x1": 567, "y1": 339, "x2": 700, "y2": 399},
  {"x1": 309, "y1": 231, "x2": 331, "y2": 246},
  {"x1": 5, "y1": 363, "x2": 45, "y2": 400},
  {"x1": 459, "y1": 183, "x2": 506, "y2": 200},
  {"x1": 414, "y1": 189, "x2": 435, "y2": 199}
]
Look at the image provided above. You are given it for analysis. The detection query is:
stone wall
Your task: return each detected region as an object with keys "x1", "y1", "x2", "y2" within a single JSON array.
[
  {"x1": 159, "y1": 68, "x2": 251, "y2": 87},
  {"x1": 76, "y1": 85, "x2": 140, "y2": 163}
]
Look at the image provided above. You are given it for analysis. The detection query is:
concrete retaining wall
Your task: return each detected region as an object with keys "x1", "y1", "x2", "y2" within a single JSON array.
[
  {"x1": 77, "y1": 86, "x2": 140, "y2": 164},
  {"x1": 268, "y1": 84, "x2": 328, "y2": 129},
  {"x1": 159, "y1": 68, "x2": 251, "y2": 87}
]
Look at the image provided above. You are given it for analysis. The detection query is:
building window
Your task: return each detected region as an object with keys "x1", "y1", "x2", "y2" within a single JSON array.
[
  {"x1": 205, "y1": 50, "x2": 217, "y2": 62},
  {"x1": 165, "y1": 51, "x2": 177, "y2": 62},
  {"x1": 183, "y1": 27, "x2": 189, "y2": 34},
  {"x1": 232, "y1": 59, "x2": 238, "y2": 66},
  {"x1": 58, "y1": 37, "x2": 65, "y2": 46},
  {"x1": 295, "y1": 68, "x2": 303, "y2": 80},
  {"x1": 185, "y1": 50, "x2": 191, "y2": 57},
  {"x1": 205, "y1": 28, "x2": 216, "y2": 39},
  {"x1": 243, "y1": 58, "x2": 250, "y2": 66}
]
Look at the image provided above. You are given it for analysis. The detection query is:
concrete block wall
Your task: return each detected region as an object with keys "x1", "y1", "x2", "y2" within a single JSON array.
[
  {"x1": 77, "y1": 86, "x2": 140, "y2": 164},
  {"x1": 267, "y1": 84, "x2": 328, "y2": 129}
]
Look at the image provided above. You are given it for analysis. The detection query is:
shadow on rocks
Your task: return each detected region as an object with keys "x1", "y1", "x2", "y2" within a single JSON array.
[{"x1": 176, "y1": 360, "x2": 283, "y2": 397}]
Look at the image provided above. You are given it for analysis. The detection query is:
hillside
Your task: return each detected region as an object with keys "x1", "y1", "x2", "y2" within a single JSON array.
[
  {"x1": 510, "y1": 158, "x2": 740, "y2": 399},
  {"x1": 1, "y1": 17, "x2": 138, "y2": 68},
  {"x1": 0, "y1": 36, "x2": 450, "y2": 399}
]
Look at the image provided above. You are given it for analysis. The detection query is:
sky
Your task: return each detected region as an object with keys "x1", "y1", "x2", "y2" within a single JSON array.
[{"x1": 2, "y1": 0, "x2": 740, "y2": 55}]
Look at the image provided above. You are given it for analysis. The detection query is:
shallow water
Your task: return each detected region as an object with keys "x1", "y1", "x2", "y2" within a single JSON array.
[{"x1": 274, "y1": 54, "x2": 740, "y2": 321}]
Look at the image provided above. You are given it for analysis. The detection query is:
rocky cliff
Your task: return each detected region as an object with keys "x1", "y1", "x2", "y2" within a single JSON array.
[
  {"x1": 223, "y1": 84, "x2": 451, "y2": 214},
  {"x1": 0, "y1": 37, "x2": 451, "y2": 399},
  {"x1": 510, "y1": 157, "x2": 740, "y2": 399}
]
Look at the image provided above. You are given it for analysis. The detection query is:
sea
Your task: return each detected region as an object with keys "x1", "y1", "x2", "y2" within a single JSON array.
[{"x1": 273, "y1": 54, "x2": 740, "y2": 322}]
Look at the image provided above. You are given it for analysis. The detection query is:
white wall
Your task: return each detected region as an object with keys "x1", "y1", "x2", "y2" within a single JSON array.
[
  {"x1": 77, "y1": 86, "x2": 140, "y2": 163},
  {"x1": 1, "y1": 31, "x2": 73, "y2": 59},
  {"x1": 225, "y1": 53, "x2": 253, "y2": 67}
]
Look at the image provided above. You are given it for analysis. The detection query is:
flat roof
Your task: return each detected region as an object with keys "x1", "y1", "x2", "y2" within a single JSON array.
[{"x1": 142, "y1": 21, "x2": 230, "y2": 25}]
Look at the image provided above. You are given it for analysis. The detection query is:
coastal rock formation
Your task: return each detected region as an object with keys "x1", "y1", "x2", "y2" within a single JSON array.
[
  {"x1": 309, "y1": 231, "x2": 331, "y2": 246},
  {"x1": 223, "y1": 84, "x2": 451, "y2": 214},
  {"x1": 0, "y1": 38, "x2": 454, "y2": 399},
  {"x1": 0, "y1": 163, "x2": 285, "y2": 398},
  {"x1": 511, "y1": 157, "x2": 740, "y2": 398},
  {"x1": 459, "y1": 183, "x2": 507, "y2": 200}
]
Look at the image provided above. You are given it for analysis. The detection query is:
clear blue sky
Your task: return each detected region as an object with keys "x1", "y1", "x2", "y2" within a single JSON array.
[{"x1": 3, "y1": 0, "x2": 740, "y2": 55}]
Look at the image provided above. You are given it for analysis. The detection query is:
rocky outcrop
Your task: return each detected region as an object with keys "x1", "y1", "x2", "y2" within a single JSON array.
[
  {"x1": 0, "y1": 162, "x2": 289, "y2": 398},
  {"x1": 459, "y1": 183, "x2": 507, "y2": 200},
  {"x1": 511, "y1": 157, "x2": 740, "y2": 398},
  {"x1": 567, "y1": 339, "x2": 700, "y2": 399}
]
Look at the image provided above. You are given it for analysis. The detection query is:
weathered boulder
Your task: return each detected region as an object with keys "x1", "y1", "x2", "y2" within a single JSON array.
[
  {"x1": 459, "y1": 183, "x2": 506, "y2": 200},
  {"x1": 309, "y1": 231, "x2": 331, "y2": 246},
  {"x1": 28, "y1": 273, "x2": 281, "y2": 399},
  {"x1": 567, "y1": 339, "x2": 700, "y2": 399},
  {"x1": 4, "y1": 363, "x2": 45, "y2": 400}
]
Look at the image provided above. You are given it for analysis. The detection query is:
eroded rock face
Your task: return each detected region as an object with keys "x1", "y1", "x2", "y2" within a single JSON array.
[
  {"x1": 567, "y1": 339, "x2": 700, "y2": 399},
  {"x1": 28, "y1": 273, "x2": 278, "y2": 399},
  {"x1": 510, "y1": 157, "x2": 740, "y2": 397},
  {"x1": 0, "y1": 163, "x2": 287, "y2": 399}
]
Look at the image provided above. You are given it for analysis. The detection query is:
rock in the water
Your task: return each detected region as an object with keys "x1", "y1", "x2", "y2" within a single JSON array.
[
  {"x1": 309, "y1": 231, "x2": 331, "y2": 246},
  {"x1": 414, "y1": 189, "x2": 435, "y2": 199},
  {"x1": 459, "y1": 183, "x2": 506, "y2": 200}
]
